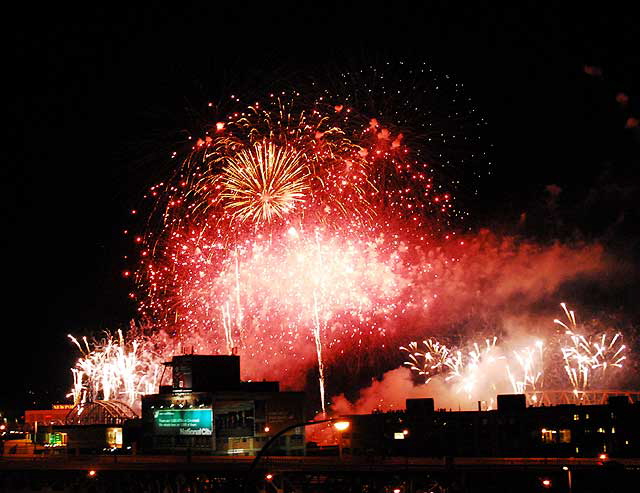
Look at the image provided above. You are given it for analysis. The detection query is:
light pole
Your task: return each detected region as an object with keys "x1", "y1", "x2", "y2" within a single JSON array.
[
  {"x1": 334, "y1": 419, "x2": 350, "y2": 459},
  {"x1": 563, "y1": 466, "x2": 572, "y2": 493},
  {"x1": 243, "y1": 417, "x2": 350, "y2": 493}
]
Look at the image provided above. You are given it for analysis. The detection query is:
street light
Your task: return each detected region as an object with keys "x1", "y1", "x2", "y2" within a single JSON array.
[
  {"x1": 334, "y1": 420, "x2": 350, "y2": 459},
  {"x1": 334, "y1": 420, "x2": 350, "y2": 432},
  {"x1": 243, "y1": 417, "x2": 351, "y2": 493},
  {"x1": 563, "y1": 466, "x2": 573, "y2": 493}
]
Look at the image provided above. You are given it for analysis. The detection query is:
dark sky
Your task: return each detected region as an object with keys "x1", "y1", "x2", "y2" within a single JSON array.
[{"x1": 3, "y1": 3, "x2": 638, "y2": 414}]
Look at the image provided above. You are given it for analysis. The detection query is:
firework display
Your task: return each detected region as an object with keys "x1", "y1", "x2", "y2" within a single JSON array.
[
  {"x1": 120, "y1": 70, "x2": 484, "y2": 412},
  {"x1": 556, "y1": 303, "x2": 627, "y2": 392},
  {"x1": 68, "y1": 328, "x2": 166, "y2": 410},
  {"x1": 401, "y1": 339, "x2": 451, "y2": 383},
  {"x1": 401, "y1": 304, "x2": 628, "y2": 407},
  {"x1": 66, "y1": 63, "x2": 633, "y2": 413}
]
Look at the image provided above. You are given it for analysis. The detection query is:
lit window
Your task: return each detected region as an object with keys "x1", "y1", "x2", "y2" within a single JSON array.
[
  {"x1": 541, "y1": 429, "x2": 556, "y2": 443},
  {"x1": 559, "y1": 430, "x2": 571, "y2": 443},
  {"x1": 597, "y1": 428, "x2": 605, "y2": 433},
  {"x1": 573, "y1": 414, "x2": 580, "y2": 421},
  {"x1": 611, "y1": 427, "x2": 616, "y2": 434},
  {"x1": 585, "y1": 414, "x2": 590, "y2": 420}
]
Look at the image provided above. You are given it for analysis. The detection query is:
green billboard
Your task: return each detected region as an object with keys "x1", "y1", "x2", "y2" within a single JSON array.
[{"x1": 153, "y1": 409, "x2": 213, "y2": 436}]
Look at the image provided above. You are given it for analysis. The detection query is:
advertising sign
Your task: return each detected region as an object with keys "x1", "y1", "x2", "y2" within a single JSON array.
[{"x1": 153, "y1": 409, "x2": 213, "y2": 436}]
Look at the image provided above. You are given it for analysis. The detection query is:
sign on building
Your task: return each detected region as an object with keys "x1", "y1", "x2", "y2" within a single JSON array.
[{"x1": 153, "y1": 409, "x2": 213, "y2": 436}]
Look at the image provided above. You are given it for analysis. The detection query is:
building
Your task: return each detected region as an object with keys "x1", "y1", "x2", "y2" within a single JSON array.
[
  {"x1": 18, "y1": 401, "x2": 138, "y2": 454},
  {"x1": 141, "y1": 354, "x2": 306, "y2": 456},
  {"x1": 61, "y1": 400, "x2": 139, "y2": 452},
  {"x1": 23, "y1": 404, "x2": 73, "y2": 432},
  {"x1": 340, "y1": 394, "x2": 640, "y2": 458}
]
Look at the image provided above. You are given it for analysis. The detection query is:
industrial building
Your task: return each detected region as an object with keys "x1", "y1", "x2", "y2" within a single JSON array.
[
  {"x1": 141, "y1": 354, "x2": 306, "y2": 456},
  {"x1": 339, "y1": 394, "x2": 640, "y2": 459}
]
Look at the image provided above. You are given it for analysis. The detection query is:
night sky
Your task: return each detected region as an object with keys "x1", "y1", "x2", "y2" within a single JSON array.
[{"x1": 4, "y1": 4, "x2": 639, "y2": 416}]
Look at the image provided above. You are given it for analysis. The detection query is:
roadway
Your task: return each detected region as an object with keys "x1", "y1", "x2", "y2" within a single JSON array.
[{"x1": 1, "y1": 455, "x2": 638, "y2": 473}]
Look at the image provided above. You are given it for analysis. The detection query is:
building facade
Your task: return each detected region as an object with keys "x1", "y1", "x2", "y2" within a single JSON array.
[
  {"x1": 141, "y1": 354, "x2": 306, "y2": 455},
  {"x1": 340, "y1": 394, "x2": 640, "y2": 458}
]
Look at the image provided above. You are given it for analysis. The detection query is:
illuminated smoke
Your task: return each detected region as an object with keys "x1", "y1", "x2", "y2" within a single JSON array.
[{"x1": 66, "y1": 67, "x2": 632, "y2": 413}]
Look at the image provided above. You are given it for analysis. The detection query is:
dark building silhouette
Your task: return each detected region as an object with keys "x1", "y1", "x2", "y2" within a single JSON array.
[
  {"x1": 340, "y1": 394, "x2": 640, "y2": 458},
  {"x1": 141, "y1": 355, "x2": 305, "y2": 455}
]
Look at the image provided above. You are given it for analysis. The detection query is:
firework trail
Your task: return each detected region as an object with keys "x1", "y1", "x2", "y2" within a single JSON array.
[
  {"x1": 68, "y1": 329, "x2": 165, "y2": 411},
  {"x1": 556, "y1": 303, "x2": 627, "y2": 392},
  {"x1": 402, "y1": 337, "x2": 504, "y2": 400},
  {"x1": 401, "y1": 339, "x2": 451, "y2": 383},
  {"x1": 444, "y1": 337, "x2": 502, "y2": 398},
  {"x1": 506, "y1": 340, "x2": 544, "y2": 395}
]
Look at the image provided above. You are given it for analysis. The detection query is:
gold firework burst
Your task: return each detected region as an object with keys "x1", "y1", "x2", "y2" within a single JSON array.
[{"x1": 219, "y1": 141, "x2": 311, "y2": 223}]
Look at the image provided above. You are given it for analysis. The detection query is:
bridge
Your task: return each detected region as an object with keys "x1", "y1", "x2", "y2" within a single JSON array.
[
  {"x1": 2, "y1": 455, "x2": 638, "y2": 492},
  {"x1": 1, "y1": 454, "x2": 638, "y2": 472}
]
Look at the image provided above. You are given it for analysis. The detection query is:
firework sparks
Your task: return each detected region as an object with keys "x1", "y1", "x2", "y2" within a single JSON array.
[
  {"x1": 591, "y1": 332, "x2": 627, "y2": 372},
  {"x1": 506, "y1": 340, "x2": 544, "y2": 394},
  {"x1": 133, "y1": 91, "x2": 455, "y2": 407},
  {"x1": 444, "y1": 337, "x2": 502, "y2": 398},
  {"x1": 68, "y1": 329, "x2": 165, "y2": 410},
  {"x1": 400, "y1": 302, "x2": 631, "y2": 406},
  {"x1": 556, "y1": 303, "x2": 627, "y2": 393},
  {"x1": 401, "y1": 339, "x2": 451, "y2": 383},
  {"x1": 64, "y1": 66, "x2": 634, "y2": 414},
  {"x1": 215, "y1": 141, "x2": 311, "y2": 223},
  {"x1": 403, "y1": 337, "x2": 505, "y2": 399},
  {"x1": 75, "y1": 67, "x2": 489, "y2": 409}
]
